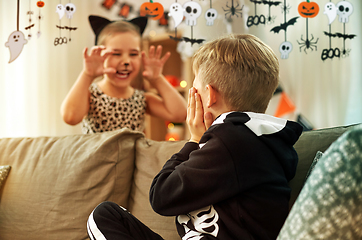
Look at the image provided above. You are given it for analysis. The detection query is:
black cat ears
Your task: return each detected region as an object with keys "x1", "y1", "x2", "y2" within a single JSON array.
[{"x1": 89, "y1": 15, "x2": 148, "y2": 45}]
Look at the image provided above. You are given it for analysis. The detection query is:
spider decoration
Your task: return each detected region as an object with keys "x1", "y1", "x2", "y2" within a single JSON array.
[
  {"x1": 281, "y1": 3, "x2": 291, "y2": 14},
  {"x1": 222, "y1": 0, "x2": 244, "y2": 19},
  {"x1": 297, "y1": 34, "x2": 318, "y2": 53}
]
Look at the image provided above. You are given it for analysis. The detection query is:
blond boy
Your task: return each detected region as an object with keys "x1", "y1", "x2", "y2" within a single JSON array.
[{"x1": 88, "y1": 34, "x2": 303, "y2": 240}]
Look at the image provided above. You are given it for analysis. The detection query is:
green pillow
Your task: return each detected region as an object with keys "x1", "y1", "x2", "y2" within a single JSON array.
[
  {"x1": 278, "y1": 125, "x2": 362, "y2": 239},
  {"x1": 0, "y1": 165, "x2": 11, "y2": 190}
]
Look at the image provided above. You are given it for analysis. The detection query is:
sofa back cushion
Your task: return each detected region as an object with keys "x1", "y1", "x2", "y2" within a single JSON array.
[
  {"x1": 129, "y1": 138, "x2": 187, "y2": 240},
  {"x1": 0, "y1": 129, "x2": 143, "y2": 240}
]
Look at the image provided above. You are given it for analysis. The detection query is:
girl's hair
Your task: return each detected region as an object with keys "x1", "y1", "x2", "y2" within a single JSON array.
[
  {"x1": 97, "y1": 21, "x2": 142, "y2": 46},
  {"x1": 192, "y1": 34, "x2": 279, "y2": 113}
]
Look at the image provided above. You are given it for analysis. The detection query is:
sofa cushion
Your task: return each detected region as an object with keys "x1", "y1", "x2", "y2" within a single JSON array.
[
  {"x1": 129, "y1": 138, "x2": 187, "y2": 240},
  {"x1": 278, "y1": 125, "x2": 362, "y2": 239},
  {"x1": 0, "y1": 129, "x2": 143, "y2": 240},
  {"x1": 290, "y1": 124, "x2": 357, "y2": 208}
]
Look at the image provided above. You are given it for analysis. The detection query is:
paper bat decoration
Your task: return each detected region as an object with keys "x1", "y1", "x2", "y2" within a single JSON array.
[
  {"x1": 270, "y1": 16, "x2": 298, "y2": 33},
  {"x1": 262, "y1": 0, "x2": 282, "y2": 7},
  {"x1": 183, "y1": 37, "x2": 205, "y2": 45},
  {"x1": 56, "y1": 25, "x2": 78, "y2": 31},
  {"x1": 323, "y1": 31, "x2": 357, "y2": 40}
]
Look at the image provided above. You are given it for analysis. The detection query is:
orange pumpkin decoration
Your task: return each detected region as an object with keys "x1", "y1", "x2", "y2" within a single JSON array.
[
  {"x1": 36, "y1": 1, "x2": 45, "y2": 8},
  {"x1": 298, "y1": 0, "x2": 319, "y2": 18},
  {"x1": 140, "y1": 1, "x2": 164, "y2": 20}
]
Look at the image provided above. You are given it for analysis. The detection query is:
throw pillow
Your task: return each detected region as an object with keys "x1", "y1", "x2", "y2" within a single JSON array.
[
  {"x1": 0, "y1": 165, "x2": 11, "y2": 189},
  {"x1": 278, "y1": 125, "x2": 362, "y2": 239}
]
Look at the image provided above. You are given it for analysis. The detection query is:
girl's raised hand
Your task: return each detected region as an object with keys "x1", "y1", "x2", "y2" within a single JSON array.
[
  {"x1": 82, "y1": 46, "x2": 115, "y2": 78},
  {"x1": 142, "y1": 45, "x2": 171, "y2": 84}
]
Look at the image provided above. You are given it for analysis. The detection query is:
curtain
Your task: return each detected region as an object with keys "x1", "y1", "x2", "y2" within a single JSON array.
[{"x1": 0, "y1": 0, "x2": 361, "y2": 137}]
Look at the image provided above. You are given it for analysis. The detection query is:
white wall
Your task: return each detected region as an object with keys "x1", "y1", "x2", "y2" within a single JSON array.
[{"x1": 0, "y1": 0, "x2": 361, "y2": 137}]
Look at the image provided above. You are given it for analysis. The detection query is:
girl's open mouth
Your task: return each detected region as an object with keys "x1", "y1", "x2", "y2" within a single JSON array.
[{"x1": 116, "y1": 70, "x2": 131, "y2": 79}]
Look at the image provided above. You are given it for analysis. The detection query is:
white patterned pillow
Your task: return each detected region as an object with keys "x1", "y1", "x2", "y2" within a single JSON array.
[{"x1": 278, "y1": 125, "x2": 362, "y2": 239}]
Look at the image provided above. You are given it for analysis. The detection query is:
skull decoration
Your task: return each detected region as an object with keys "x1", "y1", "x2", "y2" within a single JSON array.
[
  {"x1": 205, "y1": 8, "x2": 218, "y2": 26},
  {"x1": 279, "y1": 41, "x2": 293, "y2": 59},
  {"x1": 336, "y1": 1, "x2": 353, "y2": 23},
  {"x1": 65, "y1": 3, "x2": 76, "y2": 19},
  {"x1": 183, "y1": 1, "x2": 202, "y2": 26}
]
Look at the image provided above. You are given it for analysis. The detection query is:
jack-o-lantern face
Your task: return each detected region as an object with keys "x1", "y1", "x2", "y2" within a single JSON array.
[
  {"x1": 37, "y1": 1, "x2": 45, "y2": 8},
  {"x1": 298, "y1": 0, "x2": 319, "y2": 18},
  {"x1": 140, "y1": 1, "x2": 164, "y2": 20}
]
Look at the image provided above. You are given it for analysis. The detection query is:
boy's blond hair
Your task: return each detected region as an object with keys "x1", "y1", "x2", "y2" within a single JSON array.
[
  {"x1": 97, "y1": 21, "x2": 141, "y2": 46},
  {"x1": 192, "y1": 34, "x2": 279, "y2": 113}
]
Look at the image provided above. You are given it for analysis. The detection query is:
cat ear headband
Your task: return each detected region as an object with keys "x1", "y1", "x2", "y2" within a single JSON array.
[{"x1": 88, "y1": 15, "x2": 148, "y2": 45}]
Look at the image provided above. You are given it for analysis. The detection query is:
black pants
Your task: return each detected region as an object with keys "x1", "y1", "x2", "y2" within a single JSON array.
[{"x1": 87, "y1": 201, "x2": 164, "y2": 240}]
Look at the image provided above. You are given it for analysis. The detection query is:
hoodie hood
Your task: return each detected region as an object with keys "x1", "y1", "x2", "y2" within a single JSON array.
[{"x1": 213, "y1": 112, "x2": 303, "y2": 181}]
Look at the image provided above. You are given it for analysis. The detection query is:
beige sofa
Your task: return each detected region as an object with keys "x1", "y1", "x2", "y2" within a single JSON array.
[{"x1": 0, "y1": 124, "x2": 357, "y2": 240}]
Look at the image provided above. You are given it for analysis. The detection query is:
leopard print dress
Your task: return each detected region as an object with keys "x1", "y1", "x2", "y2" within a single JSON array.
[{"x1": 82, "y1": 83, "x2": 146, "y2": 134}]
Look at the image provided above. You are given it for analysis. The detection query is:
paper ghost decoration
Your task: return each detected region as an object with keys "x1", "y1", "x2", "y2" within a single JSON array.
[
  {"x1": 183, "y1": 1, "x2": 202, "y2": 26},
  {"x1": 5, "y1": 31, "x2": 28, "y2": 63},
  {"x1": 168, "y1": 3, "x2": 184, "y2": 28},
  {"x1": 323, "y1": 2, "x2": 337, "y2": 25},
  {"x1": 56, "y1": 4, "x2": 65, "y2": 20}
]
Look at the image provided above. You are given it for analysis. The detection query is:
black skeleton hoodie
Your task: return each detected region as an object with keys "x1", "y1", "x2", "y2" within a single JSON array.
[{"x1": 150, "y1": 112, "x2": 303, "y2": 240}]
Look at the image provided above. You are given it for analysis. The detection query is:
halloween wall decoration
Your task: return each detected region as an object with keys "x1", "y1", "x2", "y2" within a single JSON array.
[
  {"x1": 25, "y1": 0, "x2": 35, "y2": 40},
  {"x1": 247, "y1": 0, "x2": 265, "y2": 27},
  {"x1": 54, "y1": 1, "x2": 77, "y2": 46},
  {"x1": 205, "y1": 1, "x2": 218, "y2": 26},
  {"x1": 119, "y1": 3, "x2": 133, "y2": 18},
  {"x1": 182, "y1": 1, "x2": 205, "y2": 45},
  {"x1": 168, "y1": 1, "x2": 184, "y2": 41},
  {"x1": 222, "y1": 0, "x2": 243, "y2": 20},
  {"x1": 5, "y1": 0, "x2": 28, "y2": 63},
  {"x1": 36, "y1": 1, "x2": 45, "y2": 38},
  {"x1": 102, "y1": 0, "x2": 117, "y2": 10},
  {"x1": 140, "y1": 0, "x2": 164, "y2": 20},
  {"x1": 321, "y1": 0, "x2": 356, "y2": 61},
  {"x1": 297, "y1": 0, "x2": 319, "y2": 54},
  {"x1": 271, "y1": 0, "x2": 299, "y2": 59}
]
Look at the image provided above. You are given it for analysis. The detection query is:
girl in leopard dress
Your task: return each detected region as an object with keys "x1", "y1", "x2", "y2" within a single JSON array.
[{"x1": 61, "y1": 16, "x2": 186, "y2": 133}]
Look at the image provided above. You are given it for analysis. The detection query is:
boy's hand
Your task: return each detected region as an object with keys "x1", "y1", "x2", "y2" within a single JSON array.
[
  {"x1": 142, "y1": 45, "x2": 171, "y2": 84},
  {"x1": 82, "y1": 46, "x2": 114, "y2": 79},
  {"x1": 187, "y1": 87, "x2": 213, "y2": 143}
]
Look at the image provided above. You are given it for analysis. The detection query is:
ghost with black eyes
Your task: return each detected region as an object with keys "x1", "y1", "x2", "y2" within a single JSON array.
[
  {"x1": 5, "y1": 31, "x2": 28, "y2": 63},
  {"x1": 183, "y1": 1, "x2": 202, "y2": 26}
]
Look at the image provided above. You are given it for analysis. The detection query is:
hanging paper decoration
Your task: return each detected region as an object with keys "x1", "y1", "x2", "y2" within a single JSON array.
[
  {"x1": 205, "y1": 1, "x2": 218, "y2": 26},
  {"x1": 270, "y1": 0, "x2": 299, "y2": 59},
  {"x1": 158, "y1": 12, "x2": 169, "y2": 27},
  {"x1": 5, "y1": 0, "x2": 28, "y2": 63},
  {"x1": 168, "y1": 1, "x2": 184, "y2": 42},
  {"x1": 55, "y1": 1, "x2": 77, "y2": 46},
  {"x1": 183, "y1": 1, "x2": 204, "y2": 45},
  {"x1": 321, "y1": 0, "x2": 356, "y2": 61},
  {"x1": 65, "y1": 2, "x2": 77, "y2": 42},
  {"x1": 118, "y1": 3, "x2": 132, "y2": 18},
  {"x1": 222, "y1": 0, "x2": 243, "y2": 20},
  {"x1": 140, "y1": 0, "x2": 164, "y2": 20},
  {"x1": 25, "y1": 0, "x2": 35, "y2": 40},
  {"x1": 36, "y1": 1, "x2": 45, "y2": 38},
  {"x1": 247, "y1": 0, "x2": 265, "y2": 27},
  {"x1": 102, "y1": 0, "x2": 117, "y2": 10},
  {"x1": 297, "y1": 0, "x2": 319, "y2": 54},
  {"x1": 264, "y1": 0, "x2": 282, "y2": 23}
]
